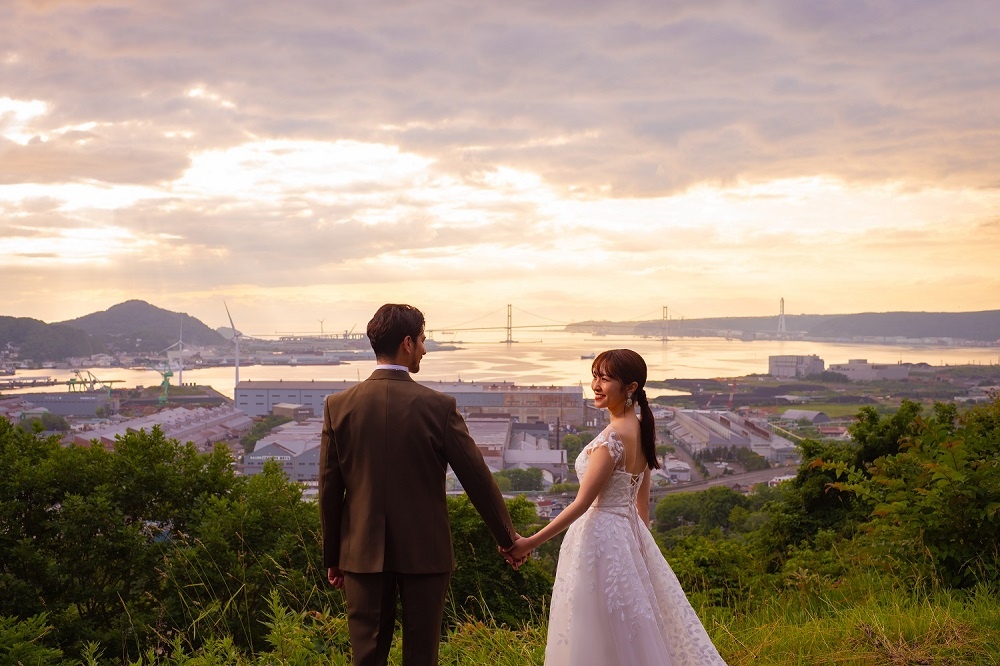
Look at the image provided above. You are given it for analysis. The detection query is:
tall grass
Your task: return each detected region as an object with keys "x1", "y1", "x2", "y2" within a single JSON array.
[
  {"x1": 8, "y1": 571, "x2": 1000, "y2": 664},
  {"x1": 708, "y1": 575, "x2": 1000, "y2": 665},
  {"x1": 8, "y1": 508, "x2": 999, "y2": 664}
]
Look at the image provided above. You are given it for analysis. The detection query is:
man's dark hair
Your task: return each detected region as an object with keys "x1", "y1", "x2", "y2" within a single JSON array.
[{"x1": 367, "y1": 304, "x2": 425, "y2": 360}]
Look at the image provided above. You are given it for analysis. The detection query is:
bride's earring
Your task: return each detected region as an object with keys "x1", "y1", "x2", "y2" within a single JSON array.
[{"x1": 625, "y1": 392, "x2": 633, "y2": 409}]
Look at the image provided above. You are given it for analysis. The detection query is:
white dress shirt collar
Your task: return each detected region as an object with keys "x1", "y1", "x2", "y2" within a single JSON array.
[{"x1": 375, "y1": 363, "x2": 410, "y2": 373}]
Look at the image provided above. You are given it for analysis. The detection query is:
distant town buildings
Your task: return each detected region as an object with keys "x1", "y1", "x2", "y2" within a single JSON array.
[
  {"x1": 235, "y1": 380, "x2": 589, "y2": 427},
  {"x1": 0, "y1": 397, "x2": 35, "y2": 425},
  {"x1": 241, "y1": 411, "x2": 570, "y2": 490},
  {"x1": 827, "y1": 359, "x2": 910, "y2": 381},
  {"x1": 768, "y1": 354, "x2": 825, "y2": 378}
]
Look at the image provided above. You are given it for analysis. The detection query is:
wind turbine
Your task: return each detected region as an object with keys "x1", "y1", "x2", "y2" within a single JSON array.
[
  {"x1": 224, "y1": 301, "x2": 242, "y2": 390},
  {"x1": 176, "y1": 321, "x2": 184, "y2": 385}
]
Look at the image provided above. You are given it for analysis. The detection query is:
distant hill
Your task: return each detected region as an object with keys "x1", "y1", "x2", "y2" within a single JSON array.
[
  {"x1": 804, "y1": 311, "x2": 1000, "y2": 340},
  {"x1": 58, "y1": 300, "x2": 227, "y2": 352},
  {"x1": 0, "y1": 316, "x2": 99, "y2": 363},
  {"x1": 570, "y1": 310, "x2": 1000, "y2": 342}
]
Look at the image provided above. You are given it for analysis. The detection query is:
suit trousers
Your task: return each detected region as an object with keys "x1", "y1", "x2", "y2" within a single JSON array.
[{"x1": 343, "y1": 570, "x2": 451, "y2": 666}]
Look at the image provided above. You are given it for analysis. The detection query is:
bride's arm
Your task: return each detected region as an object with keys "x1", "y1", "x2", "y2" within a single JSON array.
[
  {"x1": 637, "y1": 469, "x2": 651, "y2": 527},
  {"x1": 506, "y1": 447, "x2": 615, "y2": 560}
]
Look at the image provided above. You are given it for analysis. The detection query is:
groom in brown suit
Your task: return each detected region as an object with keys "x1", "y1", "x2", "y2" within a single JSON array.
[{"x1": 320, "y1": 303, "x2": 521, "y2": 666}]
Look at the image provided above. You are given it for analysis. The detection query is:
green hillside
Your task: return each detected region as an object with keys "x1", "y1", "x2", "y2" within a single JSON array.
[
  {"x1": 58, "y1": 299, "x2": 227, "y2": 352},
  {"x1": 0, "y1": 316, "x2": 99, "y2": 362},
  {"x1": 2, "y1": 398, "x2": 999, "y2": 663}
]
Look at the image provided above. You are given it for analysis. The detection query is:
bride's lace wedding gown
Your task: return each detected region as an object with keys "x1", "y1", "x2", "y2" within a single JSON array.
[{"x1": 544, "y1": 428, "x2": 727, "y2": 665}]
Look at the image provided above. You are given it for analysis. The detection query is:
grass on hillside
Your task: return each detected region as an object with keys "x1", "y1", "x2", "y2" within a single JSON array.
[
  {"x1": 100, "y1": 580, "x2": 999, "y2": 665},
  {"x1": 710, "y1": 583, "x2": 1000, "y2": 665}
]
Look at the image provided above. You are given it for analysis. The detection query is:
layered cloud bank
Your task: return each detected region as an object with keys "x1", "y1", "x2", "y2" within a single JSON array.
[{"x1": 2, "y1": 1, "x2": 999, "y2": 331}]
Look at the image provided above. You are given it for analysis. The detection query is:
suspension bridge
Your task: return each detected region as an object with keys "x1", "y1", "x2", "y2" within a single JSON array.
[{"x1": 427, "y1": 304, "x2": 676, "y2": 343}]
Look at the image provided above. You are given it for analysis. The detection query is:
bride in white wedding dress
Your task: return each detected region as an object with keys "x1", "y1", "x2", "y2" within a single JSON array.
[{"x1": 507, "y1": 349, "x2": 727, "y2": 665}]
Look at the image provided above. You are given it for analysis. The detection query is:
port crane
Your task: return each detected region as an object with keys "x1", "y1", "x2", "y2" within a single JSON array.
[
  {"x1": 156, "y1": 366, "x2": 173, "y2": 405},
  {"x1": 67, "y1": 370, "x2": 125, "y2": 393}
]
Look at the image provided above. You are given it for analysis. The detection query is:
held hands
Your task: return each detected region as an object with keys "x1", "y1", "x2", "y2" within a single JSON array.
[
  {"x1": 499, "y1": 533, "x2": 535, "y2": 570},
  {"x1": 506, "y1": 534, "x2": 535, "y2": 562}
]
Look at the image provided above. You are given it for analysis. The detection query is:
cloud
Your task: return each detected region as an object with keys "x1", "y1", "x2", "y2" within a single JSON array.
[
  {"x1": 4, "y1": 0, "x2": 997, "y2": 192},
  {"x1": 1, "y1": 0, "x2": 999, "y2": 328}
]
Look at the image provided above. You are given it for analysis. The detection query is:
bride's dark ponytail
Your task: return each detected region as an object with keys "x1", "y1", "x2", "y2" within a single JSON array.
[
  {"x1": 592, "y1": 349, "x2": 660, "y2": 469},
  {"x1": 635, "y1": 388, "x2": 659, "y2": 469}
]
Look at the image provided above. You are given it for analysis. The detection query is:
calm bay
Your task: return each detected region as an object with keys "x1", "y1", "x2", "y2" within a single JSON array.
[{"x1": 7, "y1": 331, "x2": 999, "y2": 400}]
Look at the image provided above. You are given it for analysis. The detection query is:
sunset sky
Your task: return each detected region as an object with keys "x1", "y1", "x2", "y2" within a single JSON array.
[{"x1": 2, "y1": 1, "x2": 999, "y2": 336}]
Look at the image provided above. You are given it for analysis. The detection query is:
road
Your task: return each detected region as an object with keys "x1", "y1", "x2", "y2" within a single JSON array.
[{"x1": 649, "y1": 464, "x2": 799, "y2": 500}]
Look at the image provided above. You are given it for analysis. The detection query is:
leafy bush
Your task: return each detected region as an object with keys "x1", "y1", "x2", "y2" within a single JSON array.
[
  {"x1": 447, "y1": 495, "x2": 553, "y2": 628},
  {"x1": 829, "y1": 400, "x2": 1000, "y2": 587}
]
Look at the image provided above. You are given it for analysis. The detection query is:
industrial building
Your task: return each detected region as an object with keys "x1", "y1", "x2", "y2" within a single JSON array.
[
  {"x1": 769, "y1": 354, "x2": 825, "y2": 378},
  {"x1": 72, "y1": 405, "x2": 253, "y2": 451},
  {"x1": 651, "y1": 456, "x2": 692, "y2": 484},
  {"x1": 664, "y1": 409, "x2": 799, "y2": 465},
  {"x1": 242, "y1": 418, "x2": 324, "y2": 488},
  {"x1": 235, "y1": 379, "x2": 587, "y2": 427},
  {"x1": 780, "y1": 409, "x2": 831, "y2": 424},
  {"x1": 827, "y1": 359, "x2": 910, "y2": 381},
  {"x1": 1, "y1": 390, "x2": 116, "y2": 418}
]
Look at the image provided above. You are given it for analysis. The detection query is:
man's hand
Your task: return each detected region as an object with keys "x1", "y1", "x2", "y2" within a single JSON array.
[
  {"x1": 328, "y1": 567, "x2": 345, "y2": 589},
  {"x1": 499, "y1": 533, "x2": 530, "y2": 570}
]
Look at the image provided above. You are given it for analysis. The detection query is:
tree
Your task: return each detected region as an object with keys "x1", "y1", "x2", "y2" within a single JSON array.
[
  {"x1": 240, "y1": 414, "x2": 294, "y2": 450},
  {"x1": 17, "y1": 412, "x2": 70, "y2": 432},
  {"x1": 654, "y1": 486, "x2": 747, "y2": 535},
  {"x1": 655, "y1": 492, "x2": 702, "y2": 533},
  {"x1": 495, "y1": 467, "x2": 544, "y2": 491},
  {"x1": 830, "y1": 397, "x2": 1000, "y2": 587},
  {"x1": 559, "y1": 432, "x2": 593, "y2": 467},
  {"x1": 850, "y1": 399, "x2": 923, "y2": 468},
  {"x1": 754, "y1": 436, "x2": 862, "y2": 557},
  {"x1": 0, "y1": 421, "x2": 303, "y2": 659},
  {"x1": 805, "y1": 371, "x2": 850, "y2": 383}
]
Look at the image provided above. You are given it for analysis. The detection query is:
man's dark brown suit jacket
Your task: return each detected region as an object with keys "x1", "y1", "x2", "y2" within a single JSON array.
[{"x1": 320, "y1": 369, "x2": 515, "y2": 573}]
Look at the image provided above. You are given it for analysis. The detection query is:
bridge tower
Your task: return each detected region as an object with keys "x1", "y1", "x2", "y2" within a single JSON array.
[
  {"x1": 505, "y1": 303, "x2": 513, "y2": 344},
  {"x1": 777, "y1": 297, "x2": 787, "y2": 334},
  {"x1": 661, "y1": 306, "x2": 669, "y2": 342}
]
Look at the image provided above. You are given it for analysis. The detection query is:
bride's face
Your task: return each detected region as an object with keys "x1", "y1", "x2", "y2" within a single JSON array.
[{"x1": 592, "y1": 368, "x2": 626, "y2": 411}]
